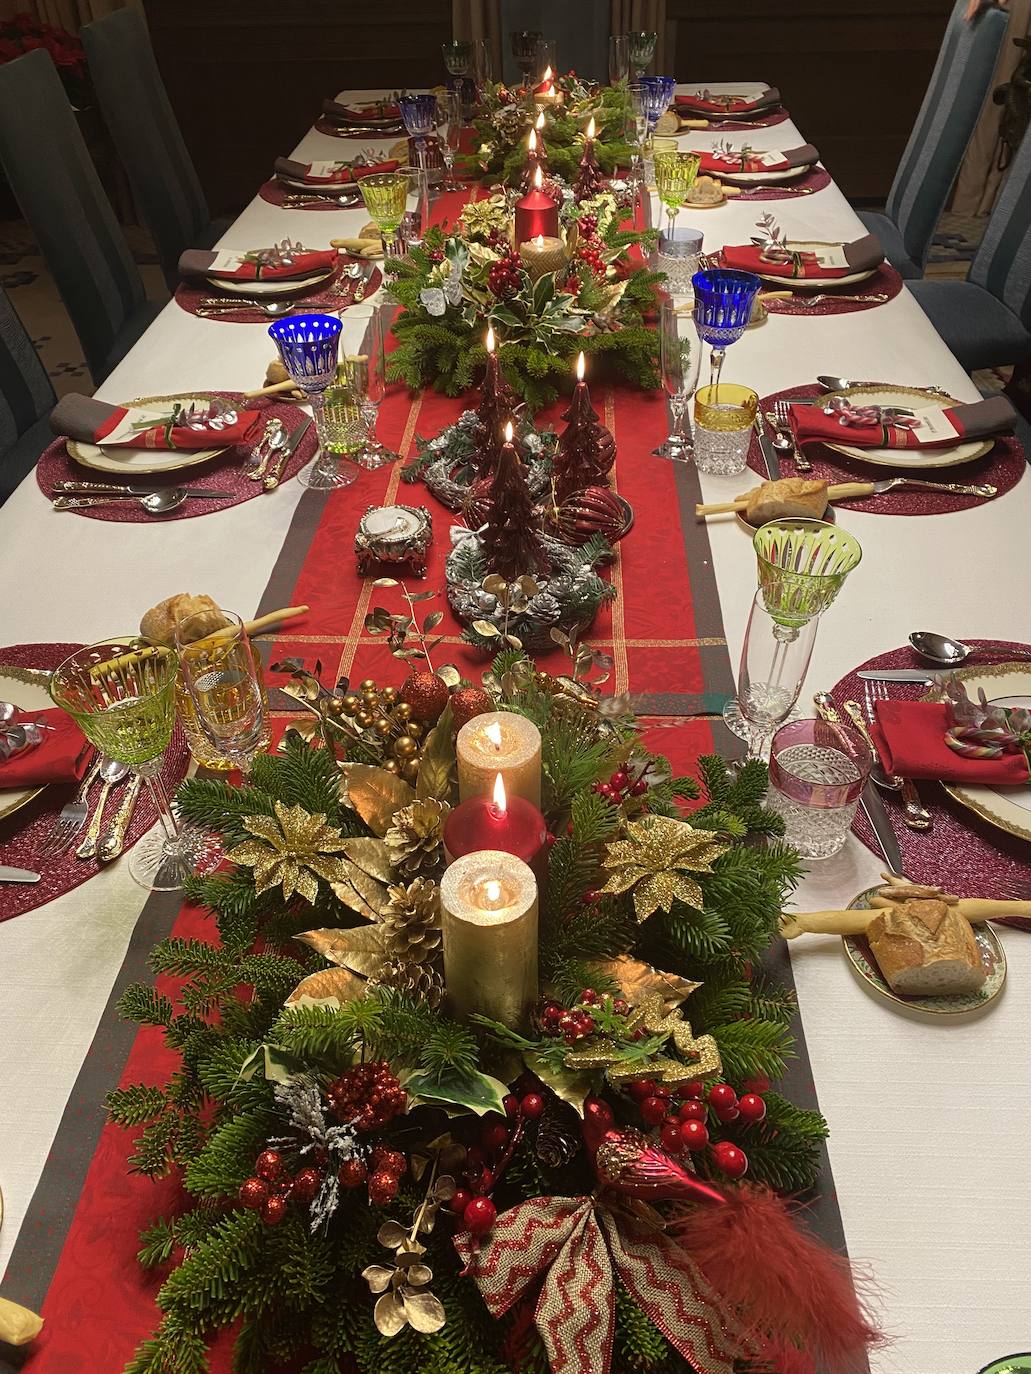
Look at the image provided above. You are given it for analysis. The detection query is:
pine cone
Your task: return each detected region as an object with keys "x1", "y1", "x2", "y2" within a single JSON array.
[
  {"x1": 535, "y1": 1097, "x2": 582, "y2": 1168},
  {"x1": 381, "y1": 878, "x2": 442, "y2": 964},
  {"x1": 385, "y1": 799, "x2": 450, "y2": 879},
  {"x1": 370, "y1": 958, "x2": 445, "y2": 1009}
]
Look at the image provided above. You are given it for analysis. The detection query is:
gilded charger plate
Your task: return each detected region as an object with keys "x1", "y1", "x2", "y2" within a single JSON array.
[
  {"x1": 822, "y1": 384, "x2": 994, "y2": 470},
  {"x1": 0, "y1": 665, "x2": 55, "y2": 821},
  {"x1": 207, "y1": 265, "x2": 335, "y2": 298},
  {"x1": 66, "y1": 393, "x2": 230, "y2": 476},
  {"x1": 924, "y1": 662, "x2": 1031, "y2": 843},
  {"x1": 843, "y1": 885, "x2": 1006, "y2": 1016}
]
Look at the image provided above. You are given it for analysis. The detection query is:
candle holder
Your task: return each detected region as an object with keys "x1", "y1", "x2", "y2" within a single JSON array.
[{"x1": 354, "y1": 503, "x2": 433, "y2": 579}]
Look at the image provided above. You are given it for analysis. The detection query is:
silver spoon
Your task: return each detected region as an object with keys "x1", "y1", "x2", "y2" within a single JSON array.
[
  {"x1": 54, "y1": 489, "x2": 191, "y2": 514},
  {"x1": 76, "y1": 757, "x2": 130, "y2": 860},
  {"x1": 908, "y1": 631, "x2": 1031, "y2": 668},
  {"x1": 817, "y1": 374, "x2": 951, "y2": 397},
  {"x1": 198, "y1": 300, "x2": 301, "y2": 318}
]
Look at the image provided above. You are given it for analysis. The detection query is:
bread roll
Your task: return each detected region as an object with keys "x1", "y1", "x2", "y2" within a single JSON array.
[
  {"x1": 866, "y1": 898, "x2": 986, "y2": 996},
  {"x1": 686, "y1": 174, "x2": 723, "y2": 205},
  {"x1": 742, "y1": 477, "x2": 829, "y2": 526},
  {"x1": 140, "y1": 594, "x2": 229, "y2": 648}
]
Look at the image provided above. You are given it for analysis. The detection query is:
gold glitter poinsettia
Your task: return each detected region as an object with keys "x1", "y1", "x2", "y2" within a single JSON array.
[
  {"x1": 599, "y1": 815, "x2": 729, "y2": 923},
  {"x1": 228, "y1": 800, "x2": 354, "y2": 904}
]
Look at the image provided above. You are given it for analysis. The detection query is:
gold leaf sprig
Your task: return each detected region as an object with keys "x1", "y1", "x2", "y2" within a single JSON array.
[
  {"x1": 599, "y1": 814, "x2": 730, "y2": 922},
  {"x1": 362, "y1": 1162, "x2": 455, "y2": 1337}
]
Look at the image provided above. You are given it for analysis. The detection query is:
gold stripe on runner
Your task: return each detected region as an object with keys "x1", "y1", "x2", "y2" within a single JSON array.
[
  {"x1": 604, "y1": 389, "x2": 630, "y2": 696},
  {"x1": 336, "y1": 390, "x2": 424, "y2": 683},
  {"x1": 267, "y1": 634, "x2": 726, "y2": 649}
]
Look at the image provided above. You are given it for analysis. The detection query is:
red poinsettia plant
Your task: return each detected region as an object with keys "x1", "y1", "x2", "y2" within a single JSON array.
[{"x1": 0, "y1": 12, "x2": 88, "y2": 101}]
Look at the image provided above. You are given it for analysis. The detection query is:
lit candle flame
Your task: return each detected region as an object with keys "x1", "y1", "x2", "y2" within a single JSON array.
[
  {"x1": 492, "y1": 771, "x2": 507, "y2": 815},
  {"x1": 534, "y1": 233, "x2": 544, "y2": 248},
  {"x1": 533, "y1": 164, "x2": 543, "y2": 190},
  {"x1": 528, "y1": 128, "x2": 537, "y2": 153},
  {"x1": 504, "y1": 419, "x2": 514, "y2": 443},
  {"x1": 585, "y1": 116, "x2": 596, "y2": 139},
  {"x1": 485, "y1": 880, "x2": 502, "y2": 904},
  {"x1": 486, "y1": 324, "x2": 495, "y2": 353},
  {"x1": 542, "y1": 65, "x2": 553, "y2": 82},
  {"x1": 535, "y1": 110, "x2": 545, "y2": 131},
  {"x1": 546, "y1": 82, "x2": 556, "y2": 97},
  {"x1": 576, "y1": 350, "x2": 585, "y2": 382},
  {"x1": 485, "y1": 720, "x2": 503, "y2": 748}
]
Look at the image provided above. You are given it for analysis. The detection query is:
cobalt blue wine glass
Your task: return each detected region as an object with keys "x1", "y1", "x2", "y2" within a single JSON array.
[
  {"x1": 399, "y1": 93, "x2": 438, "y2": 171},
  {"x1": 268, "y1": 314, "x2": 349, "y2": 490},
  {"x1": 638, "y1": 75, "x2": 676, "y2": 148},
  {"x1": 691, "y1": 268, "x2": 761, "y2": 397}
]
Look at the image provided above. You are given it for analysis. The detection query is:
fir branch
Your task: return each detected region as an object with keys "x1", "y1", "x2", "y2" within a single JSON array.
[
  {"x1": 117, "y1": 983, "x2": 175, "y2": 1028},
  {"x1": 107, "y1": 1083, "x2": 168, "y2": 1127},
  {"x1": 184, "y1": 1110, "x2": 275, "y2": 1198},
  {"x1": 710, "y1": 1017, "x2": 793, "y2": 1082},
  {"x1": 137, "y1": 1218, "x2": 176, "y2": 1269}
]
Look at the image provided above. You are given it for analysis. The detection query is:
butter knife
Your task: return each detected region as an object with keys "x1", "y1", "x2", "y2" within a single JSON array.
[
  {"x1": 754, "y1": 411, "x2": 779, "y2": 480},
  {"x1": 99, "y1": 773, "x2": 143, "y2": 862},
  {"x1": 0, "y1": 865, "x2": 40, "y2": 883},
  {"x1": 856, "y1": 669, "x2": 935, "y2": 684},
  {"x1": 813, "y1": 692, "x2": 903, "y2": 874},
  {"x1": 263, "y1": 415, "x2": 312, "y2": 491}
]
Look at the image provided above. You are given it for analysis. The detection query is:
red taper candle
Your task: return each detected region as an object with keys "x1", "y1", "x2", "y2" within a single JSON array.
[{"x1": 515, "y1": 164, "x2": 560, "y2": 246}]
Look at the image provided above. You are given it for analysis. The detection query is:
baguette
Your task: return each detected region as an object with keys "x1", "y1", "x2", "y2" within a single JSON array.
[{"x1": 866, "y1": 898, "x2": 986, "y2": 996}]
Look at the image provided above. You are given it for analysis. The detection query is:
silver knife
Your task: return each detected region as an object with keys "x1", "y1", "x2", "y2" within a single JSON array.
[
  {"x1": 857, "y1": 669, "x2": 935, "y2": 684},
  {"x1": 263, "y1": 415, "x2": 312, "y2": 491},
  {"x1": 754, "y1": 411, "x2": 779, "y2": 480},
  {"x1": 813, "y1": 692, "x2": 904, "y2": 873},
  {"x1": 0, "y1": 865, "x2": 41, "y2": 883}
]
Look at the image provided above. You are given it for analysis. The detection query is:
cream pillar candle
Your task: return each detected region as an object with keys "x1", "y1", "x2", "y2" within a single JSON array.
[
  {"x1": 441, "y1": 850, "x2": 538, "y2": 1028},
  {"x1": 456, "y1": 710, "x2": 542, "y2": 809}
]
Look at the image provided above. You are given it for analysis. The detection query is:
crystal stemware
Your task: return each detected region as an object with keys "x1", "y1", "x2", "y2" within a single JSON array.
[
  {"x1": 268, "y1": 313, "x2": 350, "y2": 490},
  {"x1": 442, "y1": 39, "x2": 473, "y2": 78},
  {"x1": 398, "y1": 93, "x2": 437, "y2": 170},
  {"x1": 510, "y1": 29, "x2": 542, "y2": 80},
  {"x1": 175, "y1": 610, "x2": 268, "y2": 778},
  {"x1": 609, "y1": 34, "x2": 630, "y2": 85},
  {"x1": 628, "y1": 30, "x2": 657, "y2": 78},
  {"x1": 691, "y1": 267, "x2": 761, "y2": 396},
  {"x1": 723, "y1": 590, "x2": 820, "y2": 759},
  {"x1": 654, "y1": 150, "x2": 701, "y2": 236},
  {"x1": 436, "y1": 91, "x2": 463, "y2": 192},
  {"x1": 471, "y1": 37, "x2": 494, "y2": 97},
  {"x1": 50, "y1": 640, "x2": 211, "y2": 891},
  {"x1": 359, "y1": 170, "x2": 410, "y2": 258},
  {"x1": 350, "y1": 303, "x2": 398, "y2": 470},
  {"x1": 753, "y1": 518, "x2": 863, "y2": 628},
  {"x1": 656, "y1": 296, "x2": 701, "y2": 461},
  {"x1": 637, "y1": 74, "x2": 676, "y2": 159}
]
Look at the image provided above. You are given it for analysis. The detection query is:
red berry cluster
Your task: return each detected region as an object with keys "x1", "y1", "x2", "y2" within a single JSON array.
[
  {"x1": 537, "y1": 988, "x2": 631, "y2": 1044},
  {"x1": 485, "y1": 227, "x2": 510, "y2": 253},
  {"x1": 239, "y1": 1148, "x2": 327, "y2": 1227},
  {"x1": 593, "y1": 765, "x2": 648, "y2": 805},
  {"x1": 326, "y1": 1061, "x2": 406, "y2": 1131},
  {"x1": 488, "y1": 252, "x2": 524, "y2": 299},
  {"x1": 428, "y1": 247, "x2": 445, "y2": 263},
  {"x1": 628, "y1": 1076, "x2": 769, "y2": 1180},
  {"x1": 574, "y1": 215, "x2": 606, "y2": 278},
  {"x1": 564, "y1": 273, "x2": 582, "y2": 296}
]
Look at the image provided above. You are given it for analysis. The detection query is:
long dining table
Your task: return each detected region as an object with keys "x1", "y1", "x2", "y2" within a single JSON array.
[{"x1": 1, "y1": 85, "x2": 1029, "y2": 1374}]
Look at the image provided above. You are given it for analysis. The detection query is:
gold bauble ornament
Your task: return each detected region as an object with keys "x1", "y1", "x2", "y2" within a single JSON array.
[
  {"x1": 328, "y1": 698, "x2": 345, "y2": 717},
  {"x1": 408, "y1": 722, "x2": 425, "y2": 740},
  {"x1": 402, "y1": 759, "x2": 421, "y2": 782},
  {"x1": 360, "y1": 678, "x2": 377, "y2": 692},
  {"x1": 356, "y1": 710, "x2": 374, "y2": 728},
  {"x1": 342, "y1": 694, "x2": 360, "y2": 715},
  {"x1": 381, "y1": 686, "x2": 399, "y2": 705},
  {"x1": 394, "y1": 735, "x2": 418, "y2": 759},
  {"x1": 374, "y1": 717, "x2": 393, "y2": 737},
  {"x1": 383, "y1": 759, "x2": 400, "y2": 774},
  {"x1": 395, "y1": 702, "x2": 413, "y2": 722}
]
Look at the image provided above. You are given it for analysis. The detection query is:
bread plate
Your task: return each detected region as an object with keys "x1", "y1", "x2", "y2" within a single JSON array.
[
  {"x1": 822, "y1": 384, "x2": 994, "y2": 470},
  {"x1": 716, "y1": 162, "x2": 813, "y2": 186},
  {"x1": 844, "y1": 884, "x2": 1006, "y2": 1016}
]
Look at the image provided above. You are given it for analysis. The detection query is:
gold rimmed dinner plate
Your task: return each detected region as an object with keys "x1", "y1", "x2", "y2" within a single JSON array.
[
  {"x1": 844, "y1": 885, "x2": 1006, "y2": 1016},
  {"x1": 276, "y1": 172, "x2": 364, "y2": 196},
  {"x1": 66, "y1": 392, "x2": 231, "y2": 476},
  {"x1": 924, "y1": 662, "x2": 1031, "y2": 843},
  {"x1": 822, "y1": 385, "x2": 994, "y2": 470},
  {"x1": 206, "y1": 265, "x2": 334, "y2": 298},
  {"x1": 717, "y1": 162, "x2": 813, "y2": 186},
  {"x1": 0, "y1": 665, "x2": 55, "y2": 821},
  {"x1": 756, "y1": 265, "x2": 878, "y2": 290}
]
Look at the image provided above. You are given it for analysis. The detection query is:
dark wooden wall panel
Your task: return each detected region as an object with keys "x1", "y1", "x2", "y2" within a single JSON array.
[{"x1": 668, "y1": 0, "x2": 954, "y2": 200}]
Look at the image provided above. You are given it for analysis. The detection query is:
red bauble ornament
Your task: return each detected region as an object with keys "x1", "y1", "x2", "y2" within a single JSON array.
[
  {"x1": 292, "y1": 1167, "x2": 322, "y2": 1202},
  {"x1": 449, "y1": 686, "x2": 494, "y2": 730},
  {"x1": 372, "y1": 1147, "x2": 407, "y2": 1178},
  {"x1": 555, "y1": 484, "x2": 628, "y2": 544},
  {"x1": 680, "y1": 1119, "x2": 709, "y2": 1151},
  {"x1": 368, "y1": 1169, "x2": 401, "y2": 1205},
  {"x1": 711, "y1": 1141, "x2": 749, "y2": 1179},
  {"x1": 660, "y1": 1122, "x2": 683, "y2": 1153},
  {"x1": 708, "y1": 1083, "x2": 738, "y2": 1112},
  {"x1": 399, "y1": 671, "x2": 449, "y2": 723},
  {"x1": 338, "y1": 1158, "x2": 368, "y2": 1188},
  {"x1": 463, "y1": 1196, "x2": 497, "y2": 1235},
  {"x1": 255, "y1": 1149, "x2": 284, "y2": 1182},
  {"x1": 678, "y1": 1100, "x2": 707, "y2": 1122},
  {"x1": 327, "y1": 1060, "x2": 407, "y2": 1131},
  {"x1": 520, "y1": 1092, "x2": 545, "y2": 1120},
  {"x1": 239, "y1": 1177, "x2": 269, "y2": 1209},
  {"x1": 737, "y1": 1093, "x2": 767, "y2": 1124},
  {"x1": 260, "y1": 1194, "x2": 288, "y2": 1226},
  {"x1": 639, "y1": 1096, "x2": 669, "y2": 1126}
]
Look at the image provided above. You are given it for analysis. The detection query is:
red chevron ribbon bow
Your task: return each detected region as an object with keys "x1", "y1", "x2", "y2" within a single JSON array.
[{"x1": 454, "y1": 1196, "x2": 753, "y2": 1374}]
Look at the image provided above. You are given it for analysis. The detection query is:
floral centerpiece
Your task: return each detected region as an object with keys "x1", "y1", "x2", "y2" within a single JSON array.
[
  {"x1": 0, "y1": 12, "x2": 87, "y2": 104},
  {"x1": 108, "y1": 648, "x2": 880, "y2": 1374},
  {"x1": 386, "y1": 192, "x2": 660, "y2": 411}
]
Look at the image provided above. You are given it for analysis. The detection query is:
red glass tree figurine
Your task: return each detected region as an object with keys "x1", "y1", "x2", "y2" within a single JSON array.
[
  {"x1": 481, "y1": 421, "x2": 549, "y2": 580},
  {"x1": 474, "y1": 325, "x2": 516, "y2": 478},
  {"x1": 552, "y1": 351, "x2": 616, "y2": 505},
  {"x1": 573, "y1": 117, "x2": 605, "y2": 201}
]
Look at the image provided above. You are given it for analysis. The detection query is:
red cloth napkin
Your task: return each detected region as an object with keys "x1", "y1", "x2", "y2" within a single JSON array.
[
  {"x1": 178, "y1": 247, "x2": 339, "y2": 283},
  {"x1": 872, "y1": 700, "x2": 1029, "y2": 784},
  {"x1": 720, "y1": 236, "x2": 883, "y2": 280},
  {"x1": 694, "y1": 145, "x2": 817, "y2": 176},
  {"x1": 274, "y1": 156, "x2": 400, "y2": 187},
  {"x1": 0, "y1": 708, "x2": 89, "y2": 788},
  {"x1": 328, "y1": 100, "x2": 401, "y2": 122},
  {"x1": 675, "y1": 86, "x2": 780, "y2": 115},
  {"x1": 788, "y1": 395, "x2": 1016, "y2": 452},
  {"x1": 50, "y1": 394, "x2": 260, "y2": 451}
]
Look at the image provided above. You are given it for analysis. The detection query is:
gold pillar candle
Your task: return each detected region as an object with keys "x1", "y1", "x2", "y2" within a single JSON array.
[
  {"x1": 518, "y1": 233, "x2": 568, "y2": 284},
  {"x1": 441, "y1": 850, "x2": 539, "y2": 1028},
  {"x1": 457, "y1": 710, "x2": 542, "y2": 808}
]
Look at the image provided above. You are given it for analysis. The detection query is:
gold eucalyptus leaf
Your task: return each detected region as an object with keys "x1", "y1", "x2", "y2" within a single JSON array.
[
  {"x1": 482, "y1": 574, "x2": 508, "y2": 596},
  {"x1": 340, "y1": 763, "x2": 416, "y2": 836},
  {"x1": 436, "y1": 664, "x2": 461, "y2": 688},
  {"x1": 590, "y1": 955, "x2": 701, "y2": 1011},
  {"x1": 402, "y1": 1290, "x2": 446, "y2": 1334},
  {"x1": 377, "y1": 1221, "x2": 408, "y2": 1250},
  {"x1": 285, "y1": 967, "x2": 367, "y2": 1008},
  {"x1": 471, "y1": 619, "x2": 502, "y2": 638},
  {"x1": 362, "y1": 1265, "x2": 394, "y2": 1294},
  {"x1": 340, "y1": 837, "x2": 394, "y2": 883},
  {"x1": 416, "y1": 703, "x2": 456, "y2": 802},
  {"x1": 295, "y1": 925, "x2": 390, "y2": 978},
  {"x1": 277, "y1": 718, "x2": 319, "y2": 750},
  {"x1": 407, "y1": 1264, "x2": 433, "y2": 1288},
  {"x1": 374, "y1": 1291, "x2": 408, "y2": 1338}
]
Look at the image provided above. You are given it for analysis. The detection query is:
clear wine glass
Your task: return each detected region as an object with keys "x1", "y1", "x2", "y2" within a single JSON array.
[
  {"x1": 350, "y1": 304, "x2": 398, "y2": 470},
  {"x1": 723, "y1": 590, "x2": 819, "y2": 759},
  {"x1": 175, "y1": 610, "x2": 267, "y2": 778},
  {"x1": 691, "y1": 267, "x2": 761, "y2": 397},
  {"x1": 510, "y1": 30, "x2": 542, "y2": 81},
  {"x1": 609, "y1": 34, "x2": 630, "y2": 85},
  {"x1": 268, "y1": 313, "x2": 348, "y2": 490},
  {"x1": 436, "y1": 91, "x2": 463, "y2": 191},
  {"x1": 628, "y1": 30, "x2": 657, "y2": 79},
  {"x1": 637, "y1": 74, "x2": 676, "y2": 162},
  {"x1": 442, "y1": 39, "x2": 472, "y2": 78},
  {"x1": 656, "y1": 296, "x2": 701, "y2": 460},
  {"x1": 50, "y1": 640, "x2": 211, "y2": 891}
]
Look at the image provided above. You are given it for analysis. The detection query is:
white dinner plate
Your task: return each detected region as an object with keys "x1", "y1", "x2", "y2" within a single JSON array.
[
  {"x1": 717, "y1": 162, "x2": 813, "y2": 186},
  {"x1": 822, "y1": 385, "x2": 994, "y2": 470},
  {"x1": 66, "y1": 393, "x2": 230, "y2": 476},
  {"x1": 0, "y1": 666, "x2": 57, "y2": 821},
  {"x1": 276, "y1": 172, "x2": 363, "y2": 197},
  {"x1": 207, "y1": 266, "x2": 334, "y2": 298},
  {"x1": 756, "y1": 265, "x2": 878, "y2": 290},
  {"x1": 925, "y1": 665, "x2": 1031, "y2": 842}
]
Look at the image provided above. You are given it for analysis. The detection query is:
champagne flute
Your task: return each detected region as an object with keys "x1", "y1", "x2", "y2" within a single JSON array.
[
  {"x1": 436, "y1": 91, "x2": 463, "y2": 191},
  {"x1": 724, "y1": 590, "x2": 819, "y2": 759},
  {"x1": 656, "y1": 296, "x2": 701, "y2": 460},
  {"x1": 609, "y1": 34, "x2": 630, "y2": 85},
  {"x1": 50, "y1": 640, "x2": 211, "y2": 891},
  {"x1": 175, "y1": 610, "x2": 267, "y2": 778},
  {"x1": 350, "y1": 303, "x2": 398, "y2": 470},
  {"x1": 472, "y1": 38, "x2": 494, "y2": 98}
]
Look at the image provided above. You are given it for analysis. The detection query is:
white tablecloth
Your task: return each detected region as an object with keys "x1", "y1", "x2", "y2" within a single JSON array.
[{"x1": 1, "y1": 86, "x2": 1028, "y2": 1373}]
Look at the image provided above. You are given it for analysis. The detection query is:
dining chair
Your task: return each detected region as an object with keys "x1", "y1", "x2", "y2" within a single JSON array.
[
  {"x1": 81, "y1": 8, "x2": 230, "y2": 293},
  {"x1": 0, "y1": 286, "x2": 56, "y2": 505},
  {"x1": 857, "y1": 0, "x2": 1009, "y2": 280},
  {"x1": 0, "y1": 48, "x2": 163, "y2": 385},
  {"x1": 908, "y1": 123, "x2": 1031, "y2": 372}
]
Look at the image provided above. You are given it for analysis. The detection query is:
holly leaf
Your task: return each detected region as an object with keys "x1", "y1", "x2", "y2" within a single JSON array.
[
  {"x1": 285, "y1": 966, "x2": 367, "y2": 1008},
  {"x1": 339, "y1": 763, "x2": 416, "y2": 835},
  {"x1": 402, "y1": 1067, "x2": 509, "y2": 1117},
  {"x1": 416, "y1": 703, "x2": 456, "y2": 801},
  {"x1": 237, "y1": 1044, "x2": 309, "y2": 1085},
  {"x1": 526, "y1": 1052, "x2": 594, "y2": 1116}
]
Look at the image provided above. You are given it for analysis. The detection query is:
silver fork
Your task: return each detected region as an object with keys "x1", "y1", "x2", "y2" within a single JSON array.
[
  {"x1": 772, "y1": 399, "x2": 813, "y2": 472},
  {"x1": 776, "y1": 292, "x2": 890, "y2": 307},
  {"x1": 37, "y1": 755, "x2": 104, "y2": 858},
  {"x1": 862, "y1": 680, "x2": 934, "y2": 831},
  {"x1": 867, "y1": 476, "x2": 997, "y2": 499}
]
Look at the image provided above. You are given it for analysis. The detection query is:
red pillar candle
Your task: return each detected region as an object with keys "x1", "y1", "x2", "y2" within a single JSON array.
[
  {"x1": 443, "y1": 772, "x2": 548, "y2": 875},
  {"x1": 515, "y1": 164, "x2": 560, "y2": 246}
]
